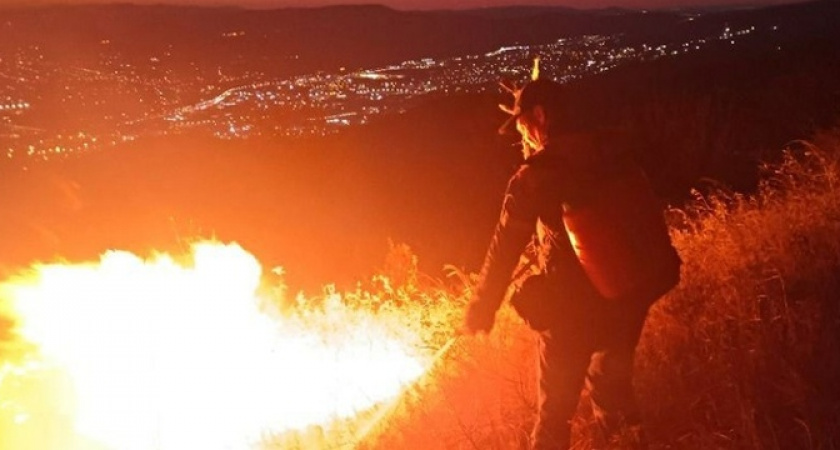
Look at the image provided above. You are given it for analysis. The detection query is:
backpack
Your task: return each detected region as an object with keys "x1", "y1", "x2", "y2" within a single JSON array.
[{"x1": 562, "y1": 158, "x2": 682, "y2": 304}]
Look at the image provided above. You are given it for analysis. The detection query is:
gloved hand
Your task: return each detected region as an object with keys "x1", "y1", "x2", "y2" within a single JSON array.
[{"x1": 462, "y1": 298, "x2": 497, "y2": 335}]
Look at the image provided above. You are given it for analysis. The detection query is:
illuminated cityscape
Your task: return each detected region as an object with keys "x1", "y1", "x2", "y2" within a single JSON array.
[{"x1": 1, "y1": 24, "x2": 761, "y2": 161}]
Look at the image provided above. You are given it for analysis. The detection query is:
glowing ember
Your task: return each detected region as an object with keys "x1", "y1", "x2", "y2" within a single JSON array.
[{"x1": 0, "y1": 242, "x2": 432, "y2": 450}]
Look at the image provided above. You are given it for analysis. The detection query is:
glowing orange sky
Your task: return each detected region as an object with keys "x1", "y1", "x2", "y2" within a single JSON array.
[{"x1": 1, "y1": 0, "x2": 813, "y2": 10}]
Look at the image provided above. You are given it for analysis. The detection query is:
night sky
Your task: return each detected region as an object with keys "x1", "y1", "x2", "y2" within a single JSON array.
[{"x1": 2, "y1": 0, "x2": 813, "y2": 11}]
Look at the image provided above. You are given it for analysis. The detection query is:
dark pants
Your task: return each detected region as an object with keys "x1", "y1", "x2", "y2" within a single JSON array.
[{"x1": 530, "y1": 297, "x2": 650, "y2": 450}]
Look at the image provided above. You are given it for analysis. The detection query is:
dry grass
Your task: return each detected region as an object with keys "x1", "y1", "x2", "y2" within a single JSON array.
[
  {"x1": 637, "y1": 128, "x2": 840, "y2": 449},
  {"x1": 359, "y1": 127, "x2": 840, "y2": 449},
  {"x1": 3, "y1": 126, "x2": 839, "y2": 449}
]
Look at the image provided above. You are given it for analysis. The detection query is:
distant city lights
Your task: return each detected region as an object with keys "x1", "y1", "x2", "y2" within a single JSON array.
[{"x1": 0, "y1": 23, "x2": 761, "y2": 162}]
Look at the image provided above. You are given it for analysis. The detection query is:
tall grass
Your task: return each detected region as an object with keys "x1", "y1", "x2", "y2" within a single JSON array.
[
  {"x1": 362, "y1": 127, "x2": 840, "y2": 449},
  {"x1": 637, "y1": 128, "x2": 840, "y2": 449}
]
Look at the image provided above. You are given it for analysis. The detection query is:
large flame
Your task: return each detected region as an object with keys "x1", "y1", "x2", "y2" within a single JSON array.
[{"x1": 0, "y1": 242, "x2": 434, "y2": 450}]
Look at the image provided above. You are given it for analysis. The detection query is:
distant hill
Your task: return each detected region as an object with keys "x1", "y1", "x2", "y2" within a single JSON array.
[
  {"x1": 0, "y1": 2, "x2": 834, "y2": 76},
  {"x1": 0, "y1": 4, "x2": 691, "y2": 76}
]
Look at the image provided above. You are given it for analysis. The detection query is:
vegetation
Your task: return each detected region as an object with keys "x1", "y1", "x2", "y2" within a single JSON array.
[
  {"x1": 638, "y1": 128, "x2": 840, "y2": 449},
  {"x1": 346, "y1": 127, "x2": 840, "y2": 449},
  {"x1": 1, "y1": 126, "x2": 838, "y2": 449}
]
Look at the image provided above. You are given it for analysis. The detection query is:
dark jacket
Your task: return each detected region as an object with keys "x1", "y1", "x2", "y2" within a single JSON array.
[{"x1": 472, "y1": 143, "x2": 611, "y2": 312}]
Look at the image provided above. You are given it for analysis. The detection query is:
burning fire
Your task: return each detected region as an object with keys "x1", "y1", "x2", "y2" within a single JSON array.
[{"x1": 0, "y1": 242, "x2": 438, "y2": 450}]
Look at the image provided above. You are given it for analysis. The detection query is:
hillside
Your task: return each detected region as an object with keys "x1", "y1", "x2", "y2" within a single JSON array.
[
  {"x1": 355, "y1": 126, "x2": 840, "y2": 450},
  {"x1": 0, "y1": 3, "x2": 840, "y2": 448}
]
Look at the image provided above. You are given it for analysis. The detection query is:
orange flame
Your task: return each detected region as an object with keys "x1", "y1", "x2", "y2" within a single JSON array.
[
  {"x1": 0, "y1": 242, "x2": 434, "y2": 450},
  {"x1": 531, "y1": 56, "x2": 541, "y2": 81}
]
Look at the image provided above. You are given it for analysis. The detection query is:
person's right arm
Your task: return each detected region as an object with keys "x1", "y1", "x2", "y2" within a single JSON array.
[{"x1": 464, "y1": 166, "x2": 541, "y2": 333}]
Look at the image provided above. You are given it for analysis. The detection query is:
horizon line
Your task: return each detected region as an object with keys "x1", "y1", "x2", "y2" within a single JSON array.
[{"x1": 0, "y1": 0, "x2": 816, "y2": 13}]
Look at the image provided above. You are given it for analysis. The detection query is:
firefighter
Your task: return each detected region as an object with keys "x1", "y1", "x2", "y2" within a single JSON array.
[{"x1": 463, "y1": 73, "x2": 673, "y2": 449}]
